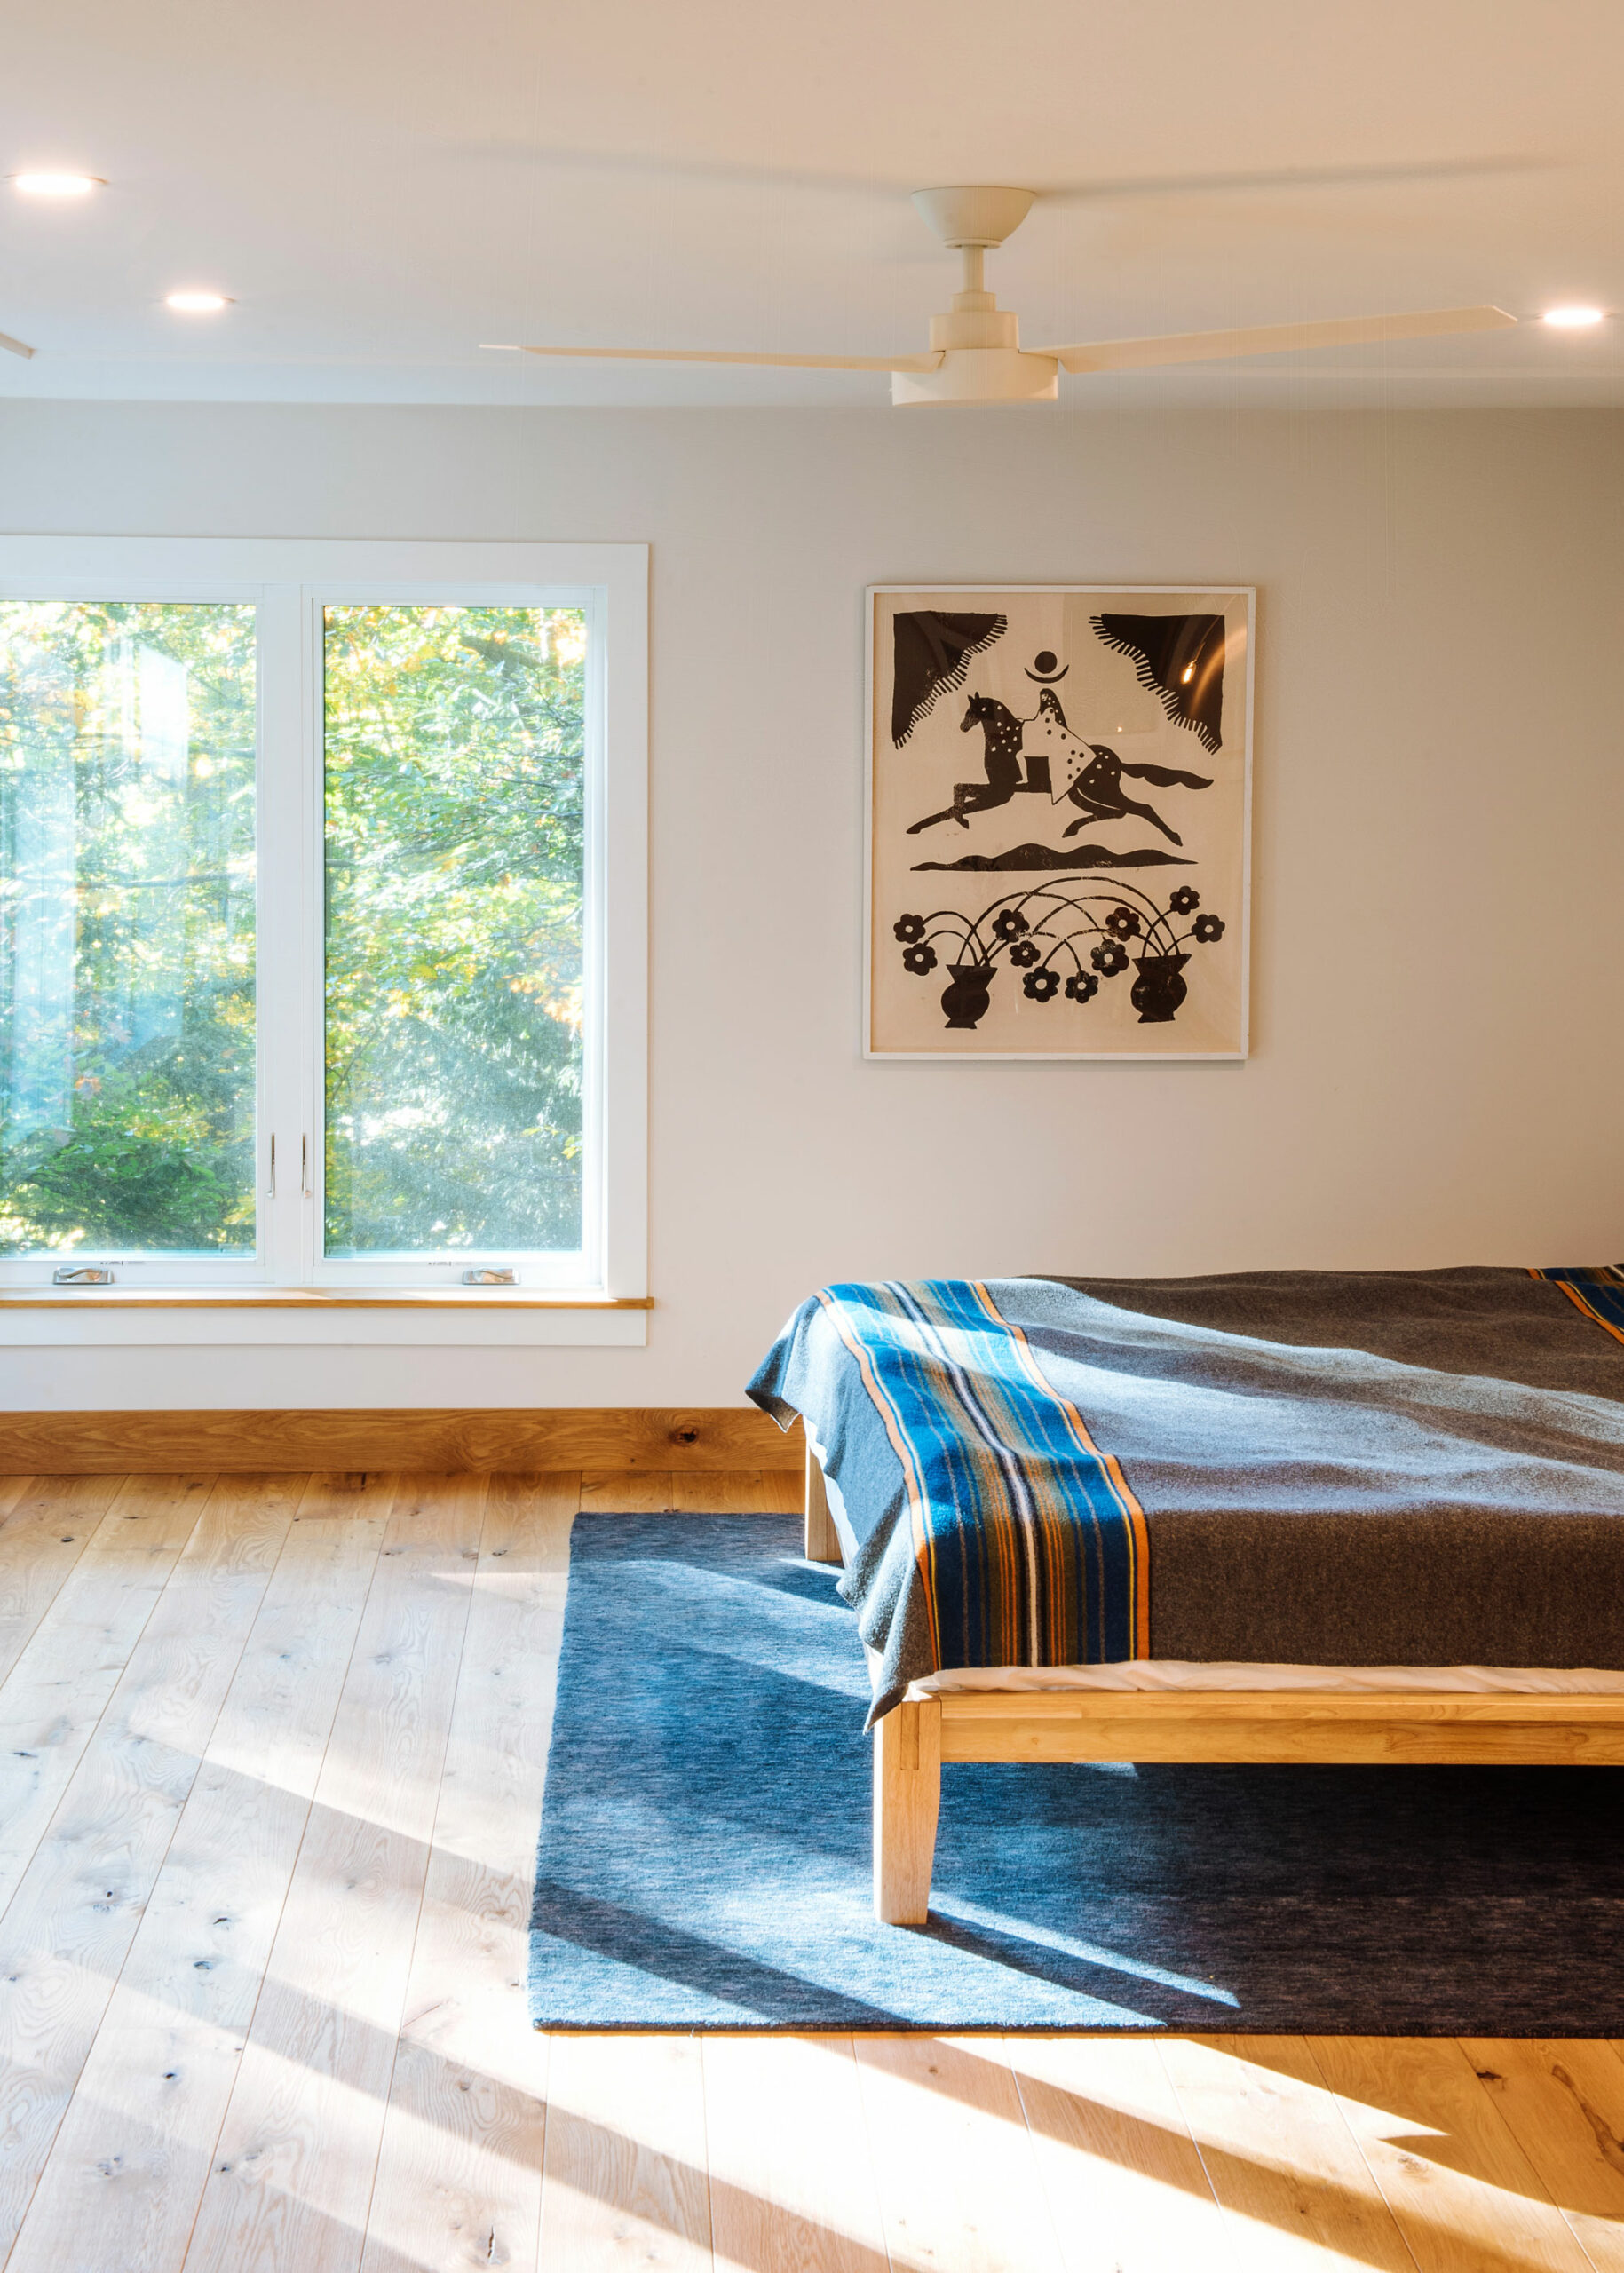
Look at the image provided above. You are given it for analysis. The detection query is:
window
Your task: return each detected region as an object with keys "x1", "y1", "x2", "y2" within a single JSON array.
[
  {"x1": 0, "y1": 601, "x2": 257, "y2": 1261},
  {"x1": 0, "y1": 541, "x2": 646, "y2": 1304},
  {"x1": 321, "y1": 603, "x2": 592, "y2": 1271}
]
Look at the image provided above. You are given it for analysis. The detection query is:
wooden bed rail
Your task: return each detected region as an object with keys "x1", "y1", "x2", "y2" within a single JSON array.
[
  {"x1": 804, "y1": 1439, "x2": 1624, "y2": 1927},
  {"x1": 873, "y1": 1690, "x2": 1624, "y2": 1925}
]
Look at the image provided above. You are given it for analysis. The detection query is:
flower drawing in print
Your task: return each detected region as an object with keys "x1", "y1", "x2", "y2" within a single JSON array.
[{"x1": 891, "y1": 875, "x2": 1234, "y2": 1034}]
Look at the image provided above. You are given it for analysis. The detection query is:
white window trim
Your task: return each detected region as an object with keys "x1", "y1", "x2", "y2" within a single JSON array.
[{"x1": 0, "y1": 536, "x2": 648, "y2": 1341}]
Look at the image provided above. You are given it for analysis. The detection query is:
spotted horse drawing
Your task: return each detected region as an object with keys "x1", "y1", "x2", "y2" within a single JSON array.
[{"x1": 906, "y1": 687, "x2": 1212, "y2": 843}]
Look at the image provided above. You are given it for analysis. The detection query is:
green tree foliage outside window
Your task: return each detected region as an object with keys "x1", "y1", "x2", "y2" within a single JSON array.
[
  {"x1": 0, "y1": 601, "x2": 257, "y2": 1255},
  {"x1": 322, "y1": 605, "x2": 587, "y2": 1258}
]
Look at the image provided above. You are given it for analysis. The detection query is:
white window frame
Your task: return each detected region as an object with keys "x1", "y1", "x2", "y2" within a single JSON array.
[{"x1": 0, "y1": 537, "x2": 647, "y2": 1306}]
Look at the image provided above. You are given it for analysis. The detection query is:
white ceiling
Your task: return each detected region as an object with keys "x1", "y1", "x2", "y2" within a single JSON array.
[{"x1": 4, "y1": 0, "x2": 1623, "y2": 407}]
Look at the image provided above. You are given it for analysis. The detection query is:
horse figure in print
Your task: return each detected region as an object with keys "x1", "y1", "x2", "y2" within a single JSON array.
[
  {"x1": 906, "y1": 695, "x2": 1035, "y2": 834},
  {"x1": 1057, "y1": 744, "x2": 1208, "y2": 842},
  {"x1": 1021, "y1": 688, "x2": 1214, "y2": 844},
  {"x1": 905, "y1": 687, "x2": 1215, "y2": 841}
]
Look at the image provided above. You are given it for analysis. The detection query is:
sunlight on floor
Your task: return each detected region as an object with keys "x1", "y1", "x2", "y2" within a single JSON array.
[{"x1": 2, "y1": 1473, "x2": 1622, "y2": 2271}]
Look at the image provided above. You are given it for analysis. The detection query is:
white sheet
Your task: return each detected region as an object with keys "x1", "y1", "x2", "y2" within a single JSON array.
[{"x1": 907, "y1": 1661, "x2": 1624, "y2": 1698}]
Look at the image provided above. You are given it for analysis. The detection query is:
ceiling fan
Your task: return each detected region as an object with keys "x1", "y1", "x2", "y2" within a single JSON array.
[{"x1": 493, "y1": 183, "x2": 1517, "y2": 407}]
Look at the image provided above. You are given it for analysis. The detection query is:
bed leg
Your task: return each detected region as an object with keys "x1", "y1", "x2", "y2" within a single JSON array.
[
  {"x1": 804, "y1": 1442, "x2": 842, "y2": 1564},
  {"x1": 873, "y1": 1699, "x2": 942, "y2": 1925}
]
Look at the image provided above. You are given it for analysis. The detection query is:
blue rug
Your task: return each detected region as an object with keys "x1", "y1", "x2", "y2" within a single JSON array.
[{"x1": 528, "y1": 1514, "x2": 1624, "y2": 2031}]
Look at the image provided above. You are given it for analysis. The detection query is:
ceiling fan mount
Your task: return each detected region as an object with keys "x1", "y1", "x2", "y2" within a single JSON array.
[
  {"x1": 495, "y1": 183, "x2": 1516, "y2": 407},
  {"x1": 909, "y1": 185, "x2": 1036, "y2": 249}
]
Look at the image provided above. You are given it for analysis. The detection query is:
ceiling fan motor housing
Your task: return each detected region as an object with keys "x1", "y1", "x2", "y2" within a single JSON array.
[{"x1": 891, "y1": 348, "x2": 1060, "y2": 406}]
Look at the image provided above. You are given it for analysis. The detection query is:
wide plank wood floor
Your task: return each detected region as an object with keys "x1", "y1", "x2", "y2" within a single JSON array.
[{"x1": 0, "y1": 1468, "x2": 1620, "y2": 2272}]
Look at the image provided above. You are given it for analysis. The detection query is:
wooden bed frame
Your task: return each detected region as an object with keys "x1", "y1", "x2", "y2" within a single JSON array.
[{"x1": 804, "y1": 1447, "x2": 1624, "y2": 1925}]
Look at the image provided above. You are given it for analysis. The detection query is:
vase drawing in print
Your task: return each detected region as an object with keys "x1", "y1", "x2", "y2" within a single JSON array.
[{"x1": 867, "y1": 586, "x2": 1253, "y2": 1058}]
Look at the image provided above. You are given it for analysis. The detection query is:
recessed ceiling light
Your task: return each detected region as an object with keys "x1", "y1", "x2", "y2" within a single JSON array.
[
  {"x1": 165, "y1": 290, "x2": 232, "y2": 313},
  {"x1": 11, "y1": 171, "x2": 104, "y2": 198},
  {"x1": 1541, "y1": 305, "x2": 1607, "y2": 329}
]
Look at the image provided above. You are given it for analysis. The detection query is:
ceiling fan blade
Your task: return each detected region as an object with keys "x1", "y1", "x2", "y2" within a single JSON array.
[
  {"x1": 1039, "y1": 306, "x2": 1517, "y2": 374},
  {"x1": 0, "y1": 329, "x2": 36, "y2": 360},
  {"x1": 495, "y1": 344, "x2": 942, "y2": 373},
  {"x1": 1039, "y1": 155, "x2": 1548, "y2": 206}
]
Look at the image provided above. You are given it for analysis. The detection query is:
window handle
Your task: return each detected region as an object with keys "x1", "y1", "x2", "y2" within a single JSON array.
[
  {"x1": 266, "y1": 1133, "x2": 277, "y2": 1198},
  {"x1": 301, "y1": 1134, "x2": 312, "y2": 1199}
]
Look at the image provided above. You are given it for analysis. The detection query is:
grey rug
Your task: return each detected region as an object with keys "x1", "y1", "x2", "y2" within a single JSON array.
[{"x1": 528, "y1": 1513, "x2": 1624, "y2": 2031}]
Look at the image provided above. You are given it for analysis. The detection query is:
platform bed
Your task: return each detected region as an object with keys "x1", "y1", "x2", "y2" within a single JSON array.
[{"x1": 804, "y1": 1448, "x2": 1624, "y2": 1925}]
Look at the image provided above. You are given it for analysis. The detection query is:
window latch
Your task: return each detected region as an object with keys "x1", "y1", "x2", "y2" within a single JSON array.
[
  {"x1": 301, "y1": 1134, "x2": 312, "y2": 1200},
  {"x1": 53, "y1": 1264, "x2": 115, "y2": 1286},
  {"x1": 266, "y1": 1133, "x2": 277, "y2": 1197},
  {"x1": 462, "y1": 1267, "x2": 517, "y2": 1286}
]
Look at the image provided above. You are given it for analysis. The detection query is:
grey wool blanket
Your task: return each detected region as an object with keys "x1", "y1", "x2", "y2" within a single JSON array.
[
  {"x1": 1041, "y1": 1268, "x2": 1624, "y2": 1668},
  {"x1": 749, "y1": 1267, "x2": 1624, "y2": 1713}
]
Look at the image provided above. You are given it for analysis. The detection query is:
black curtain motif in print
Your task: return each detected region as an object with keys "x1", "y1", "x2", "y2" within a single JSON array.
[
  {"x1": 891, "y1": 611, "x2": 1006, "y2": 746},
  {"x1": 1089, "y1": 613, "x2": 1226, "y2": 754}
]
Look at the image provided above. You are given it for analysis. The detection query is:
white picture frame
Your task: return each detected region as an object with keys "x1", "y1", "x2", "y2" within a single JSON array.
[{"x1": 865, "y1": 583, "x2": 1255, "y2": 1061}]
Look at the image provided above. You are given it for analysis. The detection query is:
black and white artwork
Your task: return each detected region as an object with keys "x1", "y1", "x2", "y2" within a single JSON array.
[{"x1": 867, "y1": 586, "x2": 1252, "y2": 1057}]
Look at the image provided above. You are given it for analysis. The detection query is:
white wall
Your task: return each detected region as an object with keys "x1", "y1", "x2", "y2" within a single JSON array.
[{"x1": 3, "y1": 402, "x2": 1621, "y2": 1409}]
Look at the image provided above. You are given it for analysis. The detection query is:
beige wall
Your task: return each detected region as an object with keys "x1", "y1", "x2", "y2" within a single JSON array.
[{"x1": 2, "y1": 402, "x2": 1620, "y2": 1408}]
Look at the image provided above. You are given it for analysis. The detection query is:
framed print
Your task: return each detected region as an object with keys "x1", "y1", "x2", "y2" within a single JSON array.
[{"x1": 866, "y1": 585, "x2": 1253, "y2": 1059}]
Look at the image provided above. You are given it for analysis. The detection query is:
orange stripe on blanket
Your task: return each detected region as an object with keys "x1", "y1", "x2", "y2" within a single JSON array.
[
  {"x1": 1552, "y1": 1279, "x2": 1624, "y2": 1350},
  {"x1": 968, "y1": 1279, "x2": 1153, "y2": 1660}
]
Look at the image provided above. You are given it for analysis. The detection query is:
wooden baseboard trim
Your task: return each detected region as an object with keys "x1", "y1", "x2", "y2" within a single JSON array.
[{"x1": 0, "y1": 1406, "x2": 801, "y2": 1476}]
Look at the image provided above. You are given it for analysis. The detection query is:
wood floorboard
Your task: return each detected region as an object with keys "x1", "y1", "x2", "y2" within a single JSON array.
[
  {"x1": 0, "y1": 1475, "x2": 218, "y2": 1926},
  {"x1": 0, "y1": 1477, "x2": 107, "y2": 1690},
  {"x1": 537, "y1": 2031, "x2": 714, "y2": 2272},
  {"x1": 703, "y1": 2034, "x2": 893, "y2": 2273},
  {"x1": 0, "y1": 1476, "x2": 298, "y2": 2267},
  {"x1": 0, "y1": 1469, "x2": 1618, "y2": 2273},
  {"x1": 1159, "y1": 2035, "x2": 1420, "y2": 2270},
  {"x1": 852, "y1": 2034, "x2": 1069, "y2": 2272},
  {"x1": 1454, "y1": 2039, "x2": 1624, "y2": 2271},
  {"x1": 6, "y1": 1477, "x2": 392, "y2": 2273},
  {"x1": 1307, "y1": 2035, "x2": 1596, "y2": 2273},
  {"x1": 579, "y1": 1469, "x2": 677, "y2": 1513},
  {"x1": 1007, "y1": 2034, "x2": 1239, "y2": 2272},
  {"x1": 670, "y1": 1469, "x2": 804, "y2": 1515},
  {"x1": 180, "y1": 1470, "x2": 484, "y2": 2273},
  {"x1": 358, "y1": 1471, "x2": 577, "y2": 2273}
]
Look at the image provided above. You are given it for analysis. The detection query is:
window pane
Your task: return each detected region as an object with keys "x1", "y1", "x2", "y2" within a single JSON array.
[
  {"x1": 322, "y1": 606, "x2": 586, "y2": 1260},
  {"x1": 0, "y1": 602, "x2": 257, "y2": 1258}
]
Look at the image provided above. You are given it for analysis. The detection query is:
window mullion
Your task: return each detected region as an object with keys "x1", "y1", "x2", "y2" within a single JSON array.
[{"x1": 255, "y1": 586, "x2": 314, "y2": 1287}]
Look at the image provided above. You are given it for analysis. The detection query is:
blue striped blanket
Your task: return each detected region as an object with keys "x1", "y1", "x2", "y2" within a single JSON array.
[
  {"x1": 749, "y1": 1270, "x2": 1624, "y2": 1722},
  {"x1": 749, "y1": 1279, "x2": 1149, "y2": 1722},
  {"x1": 1533, "y1": 1264, "x2": 1624, "y2": 1345}
]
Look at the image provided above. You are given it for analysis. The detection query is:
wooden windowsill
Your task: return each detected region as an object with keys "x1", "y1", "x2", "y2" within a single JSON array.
[{"x1": 0, "y1": 1288, "x2": 654, "y2": 1311}]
